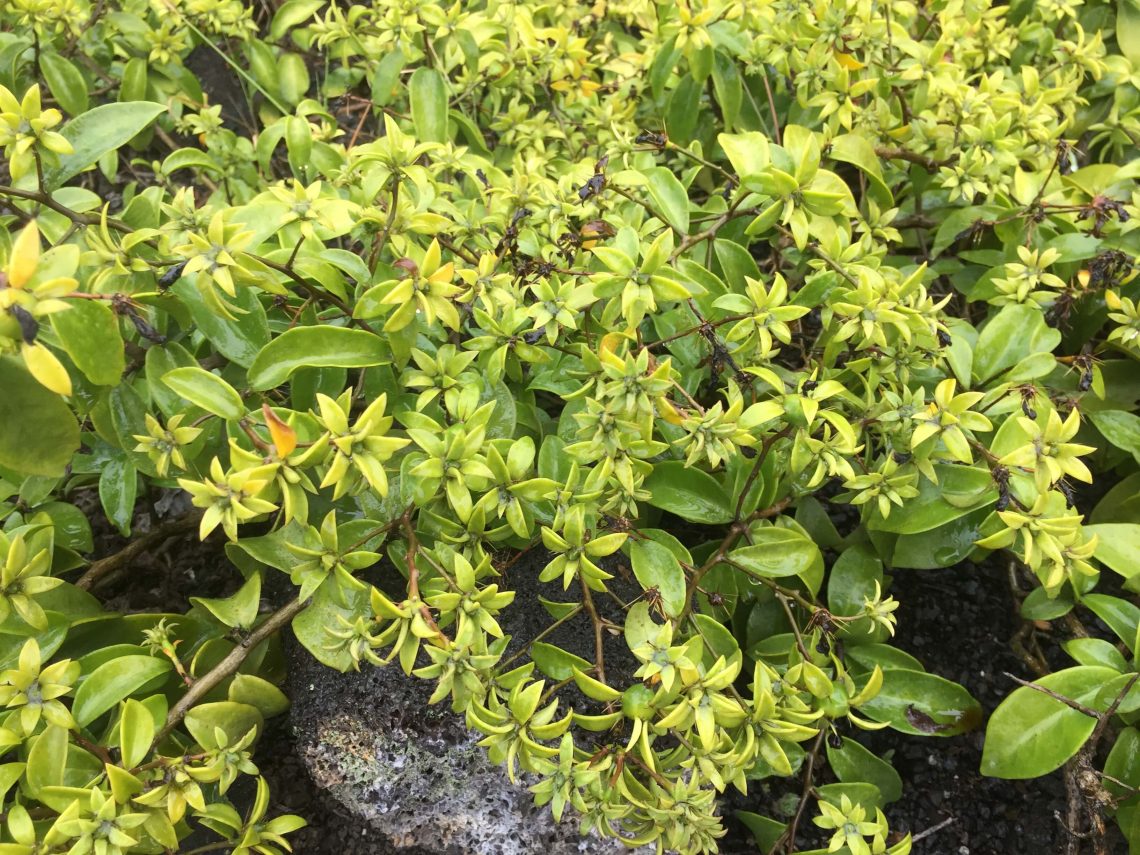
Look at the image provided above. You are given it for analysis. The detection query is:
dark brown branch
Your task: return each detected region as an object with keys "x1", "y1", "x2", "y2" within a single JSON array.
[{"x1": 76, "y1": 513, "x2": 201, "y2": 591}]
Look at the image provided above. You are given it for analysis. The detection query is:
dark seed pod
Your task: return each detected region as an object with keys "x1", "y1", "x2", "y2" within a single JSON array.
[
  {"x1": 158, "y1": 261, "x2": 188, "y2": 290},
  {"x1": 129, "y1": 312, "x2": 167, "y2": 344},
  {"x1": 9, "y1": 305, "x2": 38, "y2": 344}
]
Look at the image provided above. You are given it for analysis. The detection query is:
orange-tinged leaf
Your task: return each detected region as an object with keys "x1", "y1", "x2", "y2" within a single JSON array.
[{"x1": 262, "y1": 403, "x2": 297, "y2": 457}]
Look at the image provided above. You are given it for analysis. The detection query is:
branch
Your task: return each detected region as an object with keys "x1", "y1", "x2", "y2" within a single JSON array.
[
  {"x1": 156, "y1": 596, "x2": 308, "y2": 744},
  {"x1": 874, "y1": 147, "x2": 955, "y2": 171},
  {"x1": 76, "y1": 513, "x2": 201, "y2": 591},
  {"x1": 773, "y1": 730, "x2": 825, "y2": 854},
  {"x1": 0, "y1": 184, "x2": 131, "y2": 233},
  {"x1": 1003, "y1": 672, "x2": 1101, "y2": 718},
  {"x1": 579, "y1": 579, "x2": 607, "y2": 684}
]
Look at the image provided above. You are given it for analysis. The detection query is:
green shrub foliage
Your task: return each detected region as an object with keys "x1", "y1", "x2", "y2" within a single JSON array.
[{"x1": 2, "y1": 0, "x2": 1140, "y2": 851}]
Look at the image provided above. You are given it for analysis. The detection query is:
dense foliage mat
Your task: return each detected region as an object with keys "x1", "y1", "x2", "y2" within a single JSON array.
[{"x1": 3, "y1": 0, "x2": 1140, "y2": 852}]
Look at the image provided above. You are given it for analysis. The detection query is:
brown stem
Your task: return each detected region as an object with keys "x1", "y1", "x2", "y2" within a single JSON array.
[
  {"x1": 677, "y1": 496, "x2": 793, "y2": 623},
  {"x1": 773, "y1": 730, "x2": 825, "y2": 854},
  {"x1": 0, "y1": 184, "x2": 130, "y2": 233},
  {"x1": 249, "y1": 254, "x2": 376, "y2": 334},
  {"x1": 156, "y1": 597, "x2": 308, "y2": 744},
  {"x1": 1003, "y1": 672, "x2": 1101, "y2": 718},
  {"x1": 874, "y1": 147, "x2": 955, "y2": 171},
  {"x1": 579, "y1": 579, "x2": 606, "y2": 684},
  {"x1": 76, "y1": 513, "x2": 201, "y2": 591}
]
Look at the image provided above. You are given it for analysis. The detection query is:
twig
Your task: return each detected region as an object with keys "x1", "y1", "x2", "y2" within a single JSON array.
[
  {"x1": 76, "y1": 513, "x2": 200, "y2": 591},
  {"x1": 773, "y1": 730, "x2": 825, "y2": 854},
  {"x1": 911, "y1": 816, "x2": 956, "y2": 842},
  {"x1": 1003, "y1": 672, "x2": 1101, "y2": 718},
  {"x1": 580, "y1": 580, "x2": 606, "y2": 684},
  {"x1": 0, "y1": 184, "x2": 129, "y2": 232},
  {"x1": 156, "y1": 596, "x2": 307, "y2": 744},
  {"x1": 874, "y1": 147, "x2": 955, "y2": 171}
]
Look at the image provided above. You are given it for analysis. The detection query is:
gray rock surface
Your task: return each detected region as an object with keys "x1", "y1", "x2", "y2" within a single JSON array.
[{"x1": 287, "y1": 550, "x2": 648, "y2": 854}]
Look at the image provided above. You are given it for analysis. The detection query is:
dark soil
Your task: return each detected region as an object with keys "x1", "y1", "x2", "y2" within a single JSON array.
[{"x1": 856, "y1": 561, "x2": 1090, "y2": 853}]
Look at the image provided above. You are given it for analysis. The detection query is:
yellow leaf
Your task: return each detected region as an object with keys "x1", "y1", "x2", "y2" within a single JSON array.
[
  {"x1": 8, "y1": 221, "x2": 40, "y2": 289},
  {"x1": 657, "y1": 398, "x2": 685, "y2": 425},
  {"x1": 835, "y1": 52, "x2": 865, "y2": 70},
  {"x1": 22, "y1": 342, "x2": 71, "y2": 396}
]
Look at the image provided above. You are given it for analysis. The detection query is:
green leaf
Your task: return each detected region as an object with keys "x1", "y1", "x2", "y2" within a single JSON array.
[
  {"x1": 185, "y1": 701, "x2": 263, "y2": 749},
  {"x1": 145, "y1": 342, "x2": 198, "y2": 417},
  {"x1": 629, "y1": 538, "x2": 687, "y2": 618},
  {"x1": 828, "y1": 133, "x2": 891, "y2": 204},
  {"x1": 643, "y1": 461, "x2": 733, "y2": 524},
  {"x1": 44, "y1": 102, "x2": 166, "y2": 191},
  {"x1": 0, "y1": 357, "x2": 80, "y2": 477},
  {"x1": 25, "y1": 725, "x2": 67, "y2": 799},
  {"x1": 1120, "y1": 0, "x2": 1140, "y2": 65},
  {"x1": 729, "y1": 528, "x2": 820, "y2": 579},
  {"x1": 816, "y1": 782, "x2": 883, "y2": 812},
  {"x1": 645, "y1": 167, "x2": 690, "y2": 234},
  {"x1": 1085, "y1": 524, "x2": 1140, "y2": 579},
  {"x1": 39, "y1": 53, "x2": 88, "y2": 116},
  {"x1": 99, "y1": 456, "x2": 136, "y2": 537},
  {"x1": 291, "y1": 578, "x2": 368, "y2": 672},
  {"x1": 859, "y1": 669, "x2": 982, "y2": 736},
  {"x1": 162, "y1": 367, "x2": 246, "y2": 421},
  {"x1": 228, "y1": 674, "x2": 290, "y2": 718},
  {"x1": 891, "y1": 506, "x2": 992, "y2": 570},
  {"x1": 1020, "y1": 585, "x2": 1075, "y2": 620},
  {"x1": 371, "y1": 50, "x2": 406, "y2": 107},
  {"x1": 50, "y1": 298, "x2": 124, "y2": 386},
  {"x1": 827, "y1": 545, "x2": 883, "y2": 617},
  {"x1": 35, "y1": 502, "x2": 93, "y2": 552},
  {"x1": 826, "y1": 738, "x2": 903, "y2": 803},
  {"x1": 1105, "y1": 726, "x2": 1140, "y2": 800},
  {"x1": 1063, "y1": 637, "x2": 1128, "y2": 671},
  {"x1": 846, "y1": 644, "x2": 925, "y2": 673},
  {"x1": 1089, "y1": 410, "x2": 1140, "y2": 464},
  {"x1": 972, "y1": 304, "x2": 1061, "y2": 384},
  {"x1": 735, "y1": 812, "x2": 787, "y2": 850},
  {"x1": 710, "y1": 51, "x2": 742, "y2": 131},
  {"x1": 623, "y1": 601, "x2": 660, "y2": 651},
  {"x1": 191, "y1": 572, "x2": 261, "y2": 630},
  {"x1": 409, "y1": 67, "x2": 449, "y2": 143},
  {"x1": 718, "y1": 132, "x2": 770, "y2": 185},
  {"x1": 1082, "y1": 594, "x2": 1140, "y2": 652},
  {"x1": 173, "y1": 279, "x2": 269, "y2": 369},
  {"x1": 270, "y1": 0, "x2": 325, "y2": 39},
  {"x1": 692, "y1": 613, "x2": 740, "y2": 661},
  {"x1": 248, "y1": 326, "x2": 389, "y2": 391},
  {"x1": 665, "y1": 74, "x2": 701, "y2": 145},
  {"x1": 1091, "y1": 472, "x2": 1140, "y2": 524},
  {"x1": 530, "y1": 642, "x2": 591, "y2": 681},
  {"x1": 73, "y1": 655, "x2": 172, "y2": 727},
  {"x1": 868, "y1": 464, "x2": 995, "y2": 534},
  {"x1": 119, "y1": 698, "x2": 155, "y2": 770},
  {"x1": 982, "y1": 666, "x2": 1119, "y2": 778}
]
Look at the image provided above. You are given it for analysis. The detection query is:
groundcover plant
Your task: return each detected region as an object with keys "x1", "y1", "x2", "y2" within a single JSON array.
[{"x1": 3, "y1": 0, "x2": 1140, "y2": 851}]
